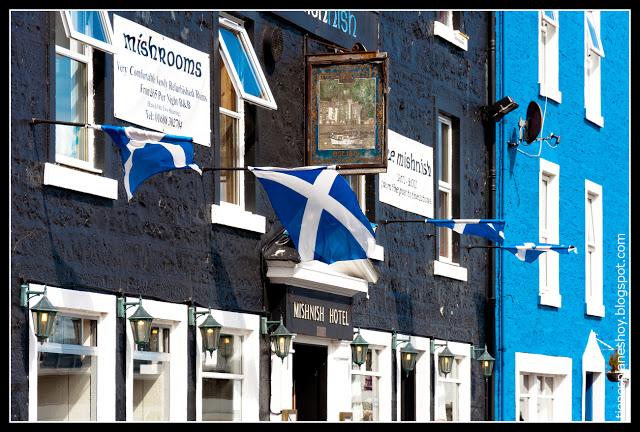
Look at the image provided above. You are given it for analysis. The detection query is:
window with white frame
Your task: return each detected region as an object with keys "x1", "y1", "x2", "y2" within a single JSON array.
[
  {"x1": 59, "y1": 10, "x2": 115, "y2": 54},
  {"x1": 37, "y1": 314, "x2": 98, "y2": 421},
  {"x1": 539, "y1": 159, "x2": 560, "y2": 307},
  {"x1": 28, "y1": 285, "x2": 117, "y2": 421},
  {"x1": 539, "y1": 11, "x2": 562, "y2": 102},
  {"x1": 584, "y1": 11, "x2": 604, "y2": 127},
  {"x1": 515, "y1": 352, "x2": 572, "y2": 422},
  {"x1": 434, "y1": 11, "x2": 468, "y2": 51},
  {"x1": 133, "y1": 325, "x2": 171, "y2": 421},
  {"x1": 351, "y1": 347, "x2": 381, "y2": 421},
  {"x1": 201, "y1": 334, "x2": 243, "y2": 421},
  {"x1": 585, "y1": 181, "x2": 603, "y2": 316},
  {"x1": 437, "y1": 115, "x2": 456, "y2": 263},
  {"x1": 518, "y1": 373, "x2": 556, "y2": 421},
  {"x1": 433, "y1": 341, "x2": 470, "y2": 421}
]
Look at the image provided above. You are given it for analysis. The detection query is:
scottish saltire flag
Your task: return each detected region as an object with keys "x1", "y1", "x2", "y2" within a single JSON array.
[
  {"x1": 249, "y1": 166, "x2": 376, "y2": 264},
  {"x1": 503, "y1": 242, "x2": 578, "y2": 263},
  {"x1": 96, "y1": 125, "x2": 202, "y2": 200},
  {"x1": 427, "y1": 219, "x2": 506, "y2": 243}
]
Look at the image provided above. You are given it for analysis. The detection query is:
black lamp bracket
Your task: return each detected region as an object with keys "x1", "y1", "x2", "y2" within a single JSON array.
[
  {"x1": 117, "y1": 295, "x2": 143, "y2": 318},
  {"x1": 189, "y1": 306, "x2": 211, "y2": 326}
]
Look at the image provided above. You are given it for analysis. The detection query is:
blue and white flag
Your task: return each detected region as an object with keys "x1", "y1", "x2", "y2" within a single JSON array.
[
  {"x1": 502, "y1": 242, "x2": 578, "y2": 263},
  {"x1": 249, "y1": 166, "x2": 376, "y2": 264},
  {"x1": 97, "y1": 125, "x2": 202, "y2": 200},
  {"x1": 427, "y1": 219, "x2": 506, "y2": 243}
]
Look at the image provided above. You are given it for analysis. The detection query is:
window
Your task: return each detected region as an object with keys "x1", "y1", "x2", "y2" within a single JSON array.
[
  {"x1": 37, "y1": 315, "x2": 98, "y2": 421},
  {"x1": 515, "y1": 352, "x2": 572, "y2": 422},
  {"x1": 433, "y1": 341, "x2": 470, "y2": 421},
  {"x1": 352, "y1": 348, "x2": 381, "y2": 421},
  {"x1": 539, "y1": 159, "x2": 560, "y2": 307},
  {"x1": 438, "y1": 116, "x2": 454, "y2": 262},
  {"x1": 218, "y1": 16, "x2": 277, "y2": 110},
  {"x1": 125, "y1": 300, "x2": 188, "y2": 421},
  {"x1": 202, "y1": 334, "x2": 243, "y2": 421},
  {"x1": 28, "y1": 285, "x2": 117, "y2": 421},
  {"x1": 344, "y1": 175, "x2": 366, "y2": 214},
  {"x1": 55, "y1": 12, "x2": 96, "y2": 173},
  {"x1": 211, "y1": 16, "x2": 269, "y2": 233},
  {"x1": 133, "y1": 326, "x2": 171, "y2": 421},
  {"x1": 585, "y1": 181, "x2": 603, "y2": 316},
  {"x1": 539, "y1": 11, "x2": 562, "y2": 102},
  {"x1": 518, "y1": 374, "x2": 555, "y2": 421},
  {"x1": 585, "y1": 11, "x2": 604, "y2": 127},
  {"x1": 433, "y1": 11, "x2": 468, "y2": 50},
  {"x1": 59, "y1": 10, "x2": 115, "y2": 54}
]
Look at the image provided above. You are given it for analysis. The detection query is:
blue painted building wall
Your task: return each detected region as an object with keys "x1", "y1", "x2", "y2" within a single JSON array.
[{"x1": 494, "y1": 11, "x2": 629, "y2": 421}]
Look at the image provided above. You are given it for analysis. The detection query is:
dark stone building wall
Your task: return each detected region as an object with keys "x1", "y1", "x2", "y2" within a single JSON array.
[{"x1": 11, "y1": 10, "x2": 491, "y2": 421}]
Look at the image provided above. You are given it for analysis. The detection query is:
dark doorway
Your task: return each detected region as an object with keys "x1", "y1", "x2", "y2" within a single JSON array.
[
  {"x1": 292, "y1": 343, "x2": 327, "y2": 421},
  {"x1": 400, "y1": 369, "x2": 416, "y2": 420},
  {"x1": 585, "y1": 372, "x2": 594, "y2": 421}
]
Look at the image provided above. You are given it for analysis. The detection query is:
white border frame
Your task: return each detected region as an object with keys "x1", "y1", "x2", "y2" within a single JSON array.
[
  {"x1": 584, "y1": 180, "x2": 604, "y2": 317},
  {"x1": 27, "y1": 284, "x2": 117, "y2": 421},
  {"x1": 538, "y1": 10, "x2": 562, "y2": 103},
  {"x1": 125, "y1": 299, "x2": 188, "y2": 421},
  {"x1": 515, "y1": 352, "x2": 572, "y2": 422},
  {"x1": 195, "y1": 309, "x2": 260, "y2": 421},
  {"x1": 433, "y1": 340, "x2": 470, "y2": 421},
  {"x1": 218, "y1": 17, "x2": 277, "y2": 110},
  {"x1": 581, "y1": 331, "x2": 605, "y2": 421},
  {"x1": 539, "y1": 158, "x2": 561, "y2": 308},
  {"x1": 60, "y1": 10, "x2": 116, "y2": 54}
]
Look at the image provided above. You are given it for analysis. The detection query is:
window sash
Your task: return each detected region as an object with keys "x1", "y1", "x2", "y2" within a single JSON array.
[
  {"x1": 586, "y1": 12, "x2": 604, "y2": 58},
  {"x1": 60, "y1": 10, "x2": 116, "y2": 54},
  {"x1": 542, "y1": 10, "x2": 559, "y2": 27},
  {"x1": 218, "y1": 17, "x2": 277, "y2": 110},
  {"x1": 38, "y1": 342, "x2": 97, "y2": 357}
]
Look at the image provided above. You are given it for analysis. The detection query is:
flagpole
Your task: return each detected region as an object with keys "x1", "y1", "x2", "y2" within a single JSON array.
[
  {"x1": 467, "y1": 245, "x2": 502, "y2": 249},
  {"x1": 30, "y1": 118, "x2": 93, "y2": 128}
]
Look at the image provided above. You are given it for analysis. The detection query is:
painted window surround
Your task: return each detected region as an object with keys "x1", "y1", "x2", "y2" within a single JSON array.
[
  {"x1": 433, "y1": 339, "x2": 471, "y2": 421},
  {"x1": 539, "y1": 158, "x2": 561, "y2": 308},
  {"x1": 125, "y1": 298, "x2": 188, "y2": 421},
  {"x1": 269, "y1": 330, "x2": 393, "y2": 422},
  {"x1": 581, "y1": 331, "x2": 605, "y2": 421},
  {"x1": 195, "y1": 309, "x2": 260, "y2": 421},
  {"x1": 515, "y1": 352, "x2": 572, "y2": 422},
  {"x1": 584, "y1": 11, "x2": 604, "y2": 127},
  {"x1": 538, "y1": 10, "x2": 562, "y2": 102},
  {"x1": 584, "y1": 180, "x2": 604, "y2": 317},
  {"x1": 393, "y1": 334, "x2": 431, "y2": 421},
  {"x1": 433, "y1": 12, "x2": 469, "y2": 51},
  {"x1": 27, "y1": 284, "x2": 117, "y2": 421}
]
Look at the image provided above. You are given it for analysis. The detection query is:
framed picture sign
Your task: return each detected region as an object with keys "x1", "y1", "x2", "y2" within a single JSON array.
[{"x1": 306, "y1": 51, "x2": 388, "y2": 173}]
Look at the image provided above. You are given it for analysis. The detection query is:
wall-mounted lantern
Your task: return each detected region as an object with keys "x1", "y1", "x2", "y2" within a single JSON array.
[
  {"x1": 21, "y1": 284, "x2": 58, "y2": 342},
  {"x1": 392, "y1": 331, "x2": 418, "y2": 376},
  {"x1": 351, "y1": 328, "x2": 369, "y2": 366},
  {"x1": 189, "y1": 306, "x2": 222, "y2": 358},
  {"x1": 471, "y1": 344, "x2": 495, "y2": 378},
  {"x1": 261, "y1": 316, "x2": 295, "y2": 361},
  {"x1": 118, "y1": 296, "x2": 154, "y2": 349},
  {"x1": 431, "y1": 340, "x2": 455, "y2": 377}
]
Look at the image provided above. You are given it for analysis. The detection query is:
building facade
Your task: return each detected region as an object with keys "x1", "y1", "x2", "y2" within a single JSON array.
[
  {"x1": 494, "y1": 10, "x2": 630, "y2": 421},
  {"x1": 11, "y1": 10, "x2": 495, "y2": 421}
]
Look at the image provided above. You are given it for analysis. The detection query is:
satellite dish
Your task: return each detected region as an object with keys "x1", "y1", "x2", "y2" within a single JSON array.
[{"x1": 524, "y1": 101, "x2": 543, "y2": 144}]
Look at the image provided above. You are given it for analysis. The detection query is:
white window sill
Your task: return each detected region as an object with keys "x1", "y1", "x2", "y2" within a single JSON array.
[
  {"x1": 55, "y1": 154, "x2": 103, "y2": 174},
  {"x1": 433, "y1": 260, "x2": 468, "y2": 282},
  {"x1": 539, "y1": 291, "x2": 562, "y2": 308},
  {"x1": 585, "y1": 302, "x2": 605, "y2": 317},
  {"x1": 369, "y1": 244, "x2": 384, "y2": 261},
  {"x1": 585, "y1": 110, "x2": 604, "y2": 128},
  {"x1": 433, "y1": 21, "x2": 469, "y2": 51},
  {"x1": 43, "y1": 162, "x2": 118, "y2": 199},
  {"x1": 211, "y1": 202, "x2": 266, "y2": 234},
  {"x1": 539, "y1": 84, "x2": 562, "y2": 103}
]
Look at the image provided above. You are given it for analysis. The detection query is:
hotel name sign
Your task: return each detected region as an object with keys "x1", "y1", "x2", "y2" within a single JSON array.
[{"x1": 285, "y1": 287, "x2": 353, "y2": 340}]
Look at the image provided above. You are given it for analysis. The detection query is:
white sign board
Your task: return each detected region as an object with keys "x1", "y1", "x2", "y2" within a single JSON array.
[
  {"x1": 379, "y1": 130, "x2": 434, "y2": 217},
  {"x1": 113, "y1": 15, "x2": 211, "y2": 146}
]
